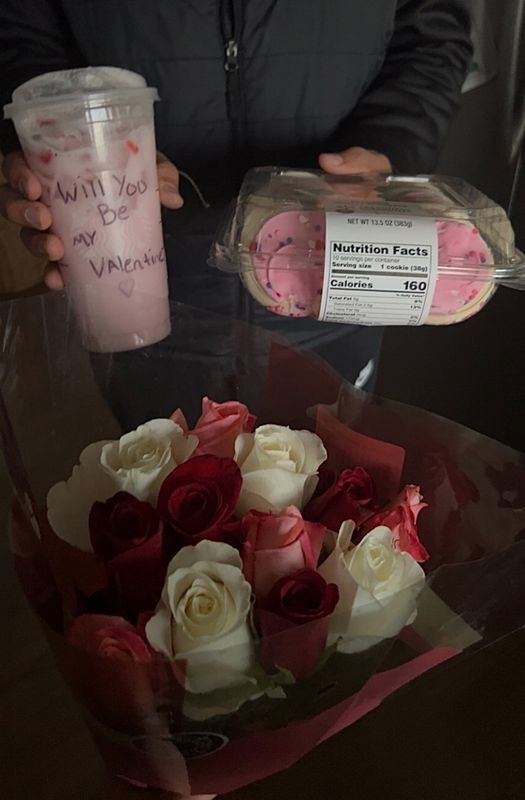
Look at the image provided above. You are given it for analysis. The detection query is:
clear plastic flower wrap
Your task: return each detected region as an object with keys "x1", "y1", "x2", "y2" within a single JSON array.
[
  {"x1": 2, "y1": 291, "x2": 525, "y2": 797},
  {"x1": 210, "y1": 168, "x2": 525, "y2": 327}
]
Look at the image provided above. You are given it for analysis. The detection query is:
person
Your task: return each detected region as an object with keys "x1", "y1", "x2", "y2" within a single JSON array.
[
  {"x1": 0, "y1": 0, "x2": 472, "y2": 394},
  {"x1": 0, "y1": 9, "x2": 473, "y2": 798}
]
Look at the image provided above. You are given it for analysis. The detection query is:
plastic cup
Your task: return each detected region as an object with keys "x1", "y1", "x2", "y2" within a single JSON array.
[{"x1": 4, "y1": 67, "x2": 171, "y2": 352}]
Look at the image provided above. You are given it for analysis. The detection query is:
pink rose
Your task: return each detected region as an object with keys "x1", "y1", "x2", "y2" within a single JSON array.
[
  {"x1": 63, "y1": 615, "x2": 163, "y2": 731},
  {"x1": 240, "y1": 506, "x2": 326, "y2": 601},
  {"x1": 362, "y1": 485, "x2": 429, "y2": 562},
  {"x1": 304, "y1": 466, "x2": 376, "y2": 531},
  {"x1": 67, "y1": 614, "x2": 154, "y2": 661},
  {"x1": 171, "y1": 397, "x2": 256, "y2": 458}
]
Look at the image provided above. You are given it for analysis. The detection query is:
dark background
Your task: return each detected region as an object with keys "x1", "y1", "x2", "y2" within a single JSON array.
[{"x1": 2, "y1": 3, "x2": 525, "y2": 797}]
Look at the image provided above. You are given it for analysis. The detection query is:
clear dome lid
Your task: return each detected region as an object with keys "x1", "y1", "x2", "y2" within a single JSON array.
[{"x1": 4, "y1": 67, "x2": 158, "y2": 116}]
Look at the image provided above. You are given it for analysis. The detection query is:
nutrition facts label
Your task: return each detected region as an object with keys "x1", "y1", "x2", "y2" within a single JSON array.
[{"x1": 318, "y1": 212, "x2": 438, "y2": 326}]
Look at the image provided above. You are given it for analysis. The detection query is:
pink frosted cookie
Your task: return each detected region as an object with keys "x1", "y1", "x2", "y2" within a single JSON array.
[
  {"x1": 427, "y1": 221, "x2": 495, "y2": 324},
  {"x1": 248, "y1": 210, "x2": 326, "y2": 317},
  {"x1": 243, "y1": 211, "x2": 494, "y2": 325}
]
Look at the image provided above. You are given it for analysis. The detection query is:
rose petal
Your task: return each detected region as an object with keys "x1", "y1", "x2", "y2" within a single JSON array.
[
  {"x1": 107, "y1": 531, "x2": 166, "y2": 618},
  {"x1": 295, "y1": 430, "x2": 328, "y2": 474},
  {"x1": 182, "y1": 675, "x2": 262, "y2": 721},
  {"x1": 169, "y1": 540, "x2": 243, "y2": 572},
  {"x1": 337, "y1": 581, "x2": 422, "y2": 653},
  {"x1": 47, "y1": 441, "x2": 116, "y2": 552},
  {"x1": 234, "y1": 432, "x2": 254, "y2": 467},
  {"x1": 145, "y1": 606, "x2": 174, "y2": 657},
  {"x1": 237, "y1": 468, "x2": 315, "y2": 516},
  {"x1": 169, "y1": 408, "x2": 190, "y2": 432},
  {"x1": 363, "y1": 485, "x2": 429, "y2": 562},
  {"x1": 175, "y1": 621, "x2": 254, "y2": 693},
  {"x1": 257, "y1": 610, "x2": 329, "y2": 678}
]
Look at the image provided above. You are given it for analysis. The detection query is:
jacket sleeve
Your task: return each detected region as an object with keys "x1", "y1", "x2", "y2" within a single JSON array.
[
  {"x1": 338, "y1": 0, "x2": 473, "y2": 173},
  {"x1": 0, "y1": 0, "x2": 84, "y2": 154}
]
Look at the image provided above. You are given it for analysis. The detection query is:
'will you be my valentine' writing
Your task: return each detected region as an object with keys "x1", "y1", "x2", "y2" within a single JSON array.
[{"x1": 55, "y1": 171, "x2": 164, "y2": 279}]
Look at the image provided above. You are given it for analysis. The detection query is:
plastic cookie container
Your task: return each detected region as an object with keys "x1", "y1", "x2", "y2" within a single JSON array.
[{"x1": 210, "y1": 168, "x2": 525, "y2": 326}]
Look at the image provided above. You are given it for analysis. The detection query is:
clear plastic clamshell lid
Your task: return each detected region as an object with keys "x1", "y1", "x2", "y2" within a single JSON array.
[
  {"x1": 4, "y1": 67, "x2": 158, "y2": 116},
  {"x1": 210, "y1": 168, "x2": 525, "y2": 327}
]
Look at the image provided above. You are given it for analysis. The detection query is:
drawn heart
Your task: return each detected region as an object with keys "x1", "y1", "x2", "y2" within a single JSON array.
[{"x1": 119, "y1": 278, "x2": 135, "y2": 298}]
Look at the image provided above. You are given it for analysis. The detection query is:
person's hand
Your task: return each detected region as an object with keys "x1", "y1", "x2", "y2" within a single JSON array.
[
  {"x1": 156, "y1": 151, "x2": 184, "y2": 210},
  {"x1": 0, "y1": 151, "x2": 65, "y2": 288},
  {"x1": 319, "y1": 146, "x2": 392, "y2": 176},
  {"x1": 0, "y1": 150, "x2": 184, "y2": 291}
]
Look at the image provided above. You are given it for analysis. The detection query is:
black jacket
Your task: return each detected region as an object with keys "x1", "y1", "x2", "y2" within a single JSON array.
[
  {"x1": 0, "y1": 0, "x2": 472, "y2": 384},
  {"x1": 0, "y1": 0, "x2": 471, "y2": 185}
]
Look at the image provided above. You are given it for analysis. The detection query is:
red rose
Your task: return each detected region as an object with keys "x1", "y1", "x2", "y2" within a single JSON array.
[
  {"x1": 304, "y1": 466, "x2": 376, "y2": 531},
  {"x1": 158, "y1": 454, "x2": 242, "y2": 556},
  {"x1": 362, "y1": 484, "x2": 429, "y2": 562},
  {"x1": 90, "y1": 492, "x2": 161, "y2": 559},
  {"x1": 257, "y1": 568, "x2": 339, "y2": 678},
  {"x1": 89, "y1": 492, "x2": 165, "y2": 617}
]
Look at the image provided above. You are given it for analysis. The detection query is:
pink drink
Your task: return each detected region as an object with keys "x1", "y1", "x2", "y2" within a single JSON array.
[{"x1": 5, "y1": 68, "x2": 170, "y2": 352}]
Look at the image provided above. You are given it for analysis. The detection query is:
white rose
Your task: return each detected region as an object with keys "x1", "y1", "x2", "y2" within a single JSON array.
[
  {"x1": 319, "y1": 523, "x2": 425, "y2": 654},
  {"x1": 101, "y1": 419, "x2": 198, "y2": 503},
  {"x1": 146, "y1": 540, "x2": 259, "y2": 718},
  {"x1": 234, "y1": 424, "x2": 327, "y2": 515},
  {"x1": 47, "y1": 440, "x2": 117, "y2": 552}
]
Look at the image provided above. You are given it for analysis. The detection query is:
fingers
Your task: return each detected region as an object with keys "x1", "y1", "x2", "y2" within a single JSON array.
[
  {"x1": 44, "y1": 265, "x2": 65, "y2": 290},
  {"x1": 319, "y1": 146, "x2": 392, "y2": 175},
  {"x1": 319, "y1": 152, "x2": 346, "y2": 171},
  {"x1": 20, "y1": 226, "x2": 65, "y2": 261},
  {"x1": 1, "y1": 150, "x2": 66, "y2": 278},
  {"x1": 2, "y1": 151, "x2": 43, "y2": 201},
  {"x1": 0, "y1": 184, "x2": 53, "y2": 229},
  {"x1": 157, "y1": 151, "x2": 184, "y2": 209}
]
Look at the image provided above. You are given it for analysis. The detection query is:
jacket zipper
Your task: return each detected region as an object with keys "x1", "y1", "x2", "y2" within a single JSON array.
[
  {"x1": 221, "y1": 0, "x2": 251, "y2": 325},
  {"x1": 221, "y1": 0, "x2": 245, "y2": 152},
  {"x1": 225, "y1": 38, "x2": 239, "y2": 72}
]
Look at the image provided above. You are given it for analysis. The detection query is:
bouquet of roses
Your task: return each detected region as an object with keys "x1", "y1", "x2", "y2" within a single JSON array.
[
  {"x1": 42, "y1": 393, "x2": 430, "y2": 723},
  {"x1": 3, "y1": 292, "x2": 525, "y2": 796}
]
